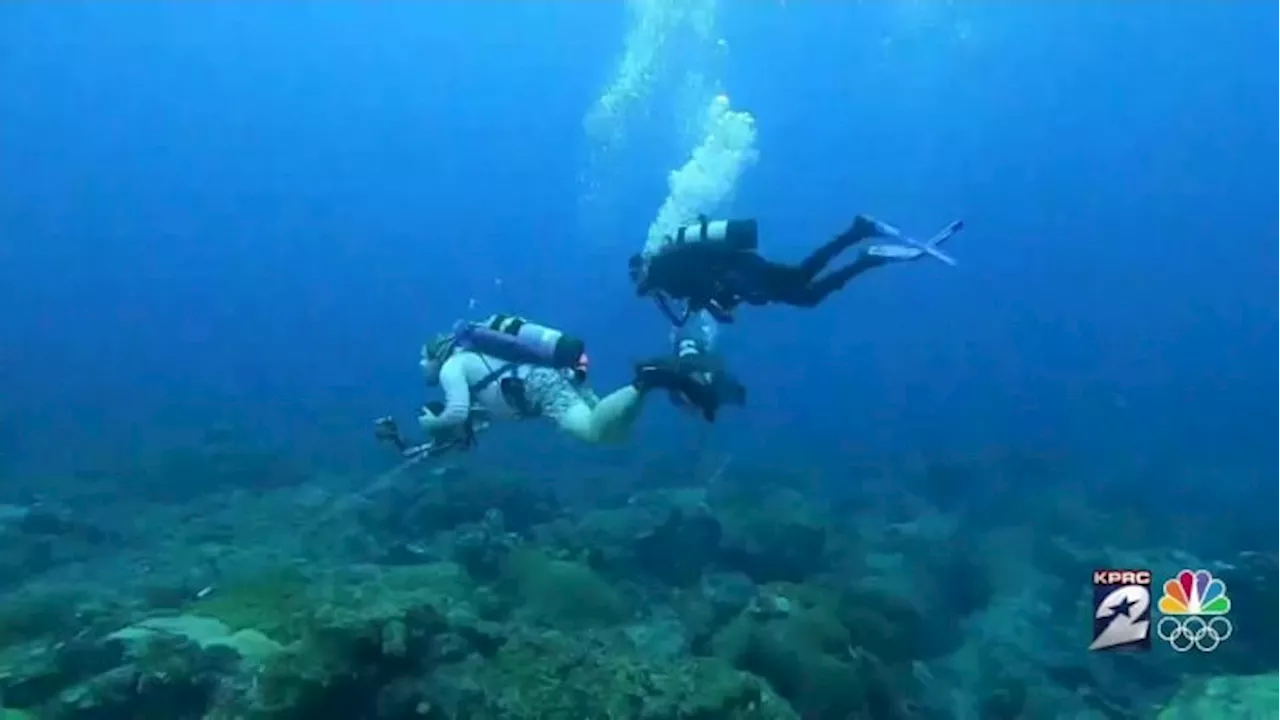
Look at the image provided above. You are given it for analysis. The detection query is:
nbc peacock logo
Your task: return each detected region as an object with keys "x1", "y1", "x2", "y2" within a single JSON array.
[{"x1": 1155, "y1": 569, "x2": 1233, "y2": 652}]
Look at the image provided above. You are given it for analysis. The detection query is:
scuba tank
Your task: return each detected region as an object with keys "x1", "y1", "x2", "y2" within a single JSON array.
[
  {"x1": 670, "y1": 216, "x2": 758, "y2": 252},
  {"x1": 667, "y1": 309, "x2": 743, "y2": 413},
  {"x1": 672, "y1": 309, "x2": 719, "y2": 356},
  {"x1": 453, "y1": 314, "x2": 586, "y2": 369}
]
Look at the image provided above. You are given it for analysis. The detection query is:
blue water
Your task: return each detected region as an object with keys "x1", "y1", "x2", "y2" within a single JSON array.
[{"x1": 1, "y1": 3, "x2": 1274, "y2": 503}]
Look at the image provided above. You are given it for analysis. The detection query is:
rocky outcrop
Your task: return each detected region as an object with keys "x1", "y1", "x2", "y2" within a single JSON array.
[{"x1": 0, "y1": 560, "x2": 802, "y2": 719}]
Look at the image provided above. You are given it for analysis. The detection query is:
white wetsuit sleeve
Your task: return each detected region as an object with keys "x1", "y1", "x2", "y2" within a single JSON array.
[{"x1": 419, "y1": 355, "x2": 472, "y2": 432}]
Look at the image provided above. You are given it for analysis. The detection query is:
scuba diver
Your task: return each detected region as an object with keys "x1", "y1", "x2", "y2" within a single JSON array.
[
  {"x1": 667, "y1": 309, "x2": 746, "y2": 415},
  {"x1": 375, "y1": 314, "x2": 736, "y2": 455},
  {"x1": 628, "y1": 215, "x2": 964, "y2": 326}
]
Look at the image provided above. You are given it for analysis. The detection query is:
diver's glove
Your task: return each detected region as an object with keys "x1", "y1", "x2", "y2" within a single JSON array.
[{"x1": 422, "y1": 401, "x2": 481, "y2": 450}]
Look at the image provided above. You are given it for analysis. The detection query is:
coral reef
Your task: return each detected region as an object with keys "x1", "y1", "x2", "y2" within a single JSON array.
[
  {"x1": 0, "y1": 451, "x2": 1273, "y2": 719},
  {"x1": 1155, "y1": 673, "x2": 1279, "y2": 719}
]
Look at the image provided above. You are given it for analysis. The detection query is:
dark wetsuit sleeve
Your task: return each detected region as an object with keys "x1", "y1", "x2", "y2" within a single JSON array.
[
  {"x1": 705, "y1": 300, "x2": 735, "y2": 324},
  {"x1": 654, "y1": 293, "x2": 690, "y2": 327}
]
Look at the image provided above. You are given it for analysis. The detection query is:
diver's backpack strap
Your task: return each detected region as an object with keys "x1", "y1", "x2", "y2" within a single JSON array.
[
  {"x1": 471, "y1": 361, "x2": 536, "y2": 417},
  {"x1": 672, "y1": 216, "x2": 712, "y2": 245},
  {"x1": 471, "y1": 362, "x2": 517, "y2": 394}
]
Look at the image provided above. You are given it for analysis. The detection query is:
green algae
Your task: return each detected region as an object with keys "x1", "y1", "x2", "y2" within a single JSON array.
[{"x1": 185, "y1": 566, "x2": 314, "y2": 644}]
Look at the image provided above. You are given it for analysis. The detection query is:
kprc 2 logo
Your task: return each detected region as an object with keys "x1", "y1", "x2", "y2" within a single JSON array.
[
  {"x1": 1089, "y1": 568, "x2": 1233, "y2": 652},
  {"x1": 1090, "y1": 569, "x2": 1153, "y2": 651}
]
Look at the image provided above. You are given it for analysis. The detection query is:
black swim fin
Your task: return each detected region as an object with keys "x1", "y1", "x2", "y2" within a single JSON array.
[
  {"x1": 634, "y1": 357, "x2": 721, "y2": 422},
  {"x1": 713, "y1": 372, "x2": 747, "y2": 407}
]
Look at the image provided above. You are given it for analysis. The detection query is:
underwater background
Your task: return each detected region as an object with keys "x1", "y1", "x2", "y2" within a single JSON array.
[{"x1": 0, "y1": 2, "x2": 1276, "y2": 719}]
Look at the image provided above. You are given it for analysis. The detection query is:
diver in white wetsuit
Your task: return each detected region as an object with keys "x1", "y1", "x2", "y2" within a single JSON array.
[{"x1": 413, "y1": 314, "x2": 727, "y2": 446}]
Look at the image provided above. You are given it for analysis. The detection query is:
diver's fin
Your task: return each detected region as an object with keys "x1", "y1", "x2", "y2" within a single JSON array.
[{"x1": 903, "y1": 219, "x2": 963, "y2": 266}]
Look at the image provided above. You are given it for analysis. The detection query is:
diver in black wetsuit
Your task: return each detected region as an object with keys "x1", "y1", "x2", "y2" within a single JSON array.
[{"x1": 629, "y1": 215, "x2": 963, "y2": 326}]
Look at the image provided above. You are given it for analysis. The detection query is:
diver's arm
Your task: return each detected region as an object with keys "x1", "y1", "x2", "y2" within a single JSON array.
[
  {"x1": 654, "y1": 293, "x2": 691, "y2": 327},
  {"x1": 418, "y1": 356, "x2": 472, "y2": 432},
  {"x1": 705, "y1": 299, "x2": 735, "y2": 324}
]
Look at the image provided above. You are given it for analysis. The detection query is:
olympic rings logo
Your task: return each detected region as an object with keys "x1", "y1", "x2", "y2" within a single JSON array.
[{"x1": 1156, "y1": 615, "x2": 1234, "y2": 652}]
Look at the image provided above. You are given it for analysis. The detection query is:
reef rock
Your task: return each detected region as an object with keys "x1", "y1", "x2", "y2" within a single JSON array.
[
  {"x1": 710, "y1": 583, "x2": 914, "y2": 720},
  {"x1": 1156, "y1": 673, "x2": 1280, "y2": 719},
  {"x1": 363, "y1": 467, "x2": 561, "y2": 541},
  {"x1": 465, "y1": 624, "x2": 799, "y2": 720},
  {"x1": 715, "y1": 488, "x2": 829, "y2": 584}
]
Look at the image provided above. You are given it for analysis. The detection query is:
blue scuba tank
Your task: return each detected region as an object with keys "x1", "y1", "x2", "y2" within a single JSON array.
[{"x1": 453, "y1": 315, "x2": 586, "y2": 369}]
